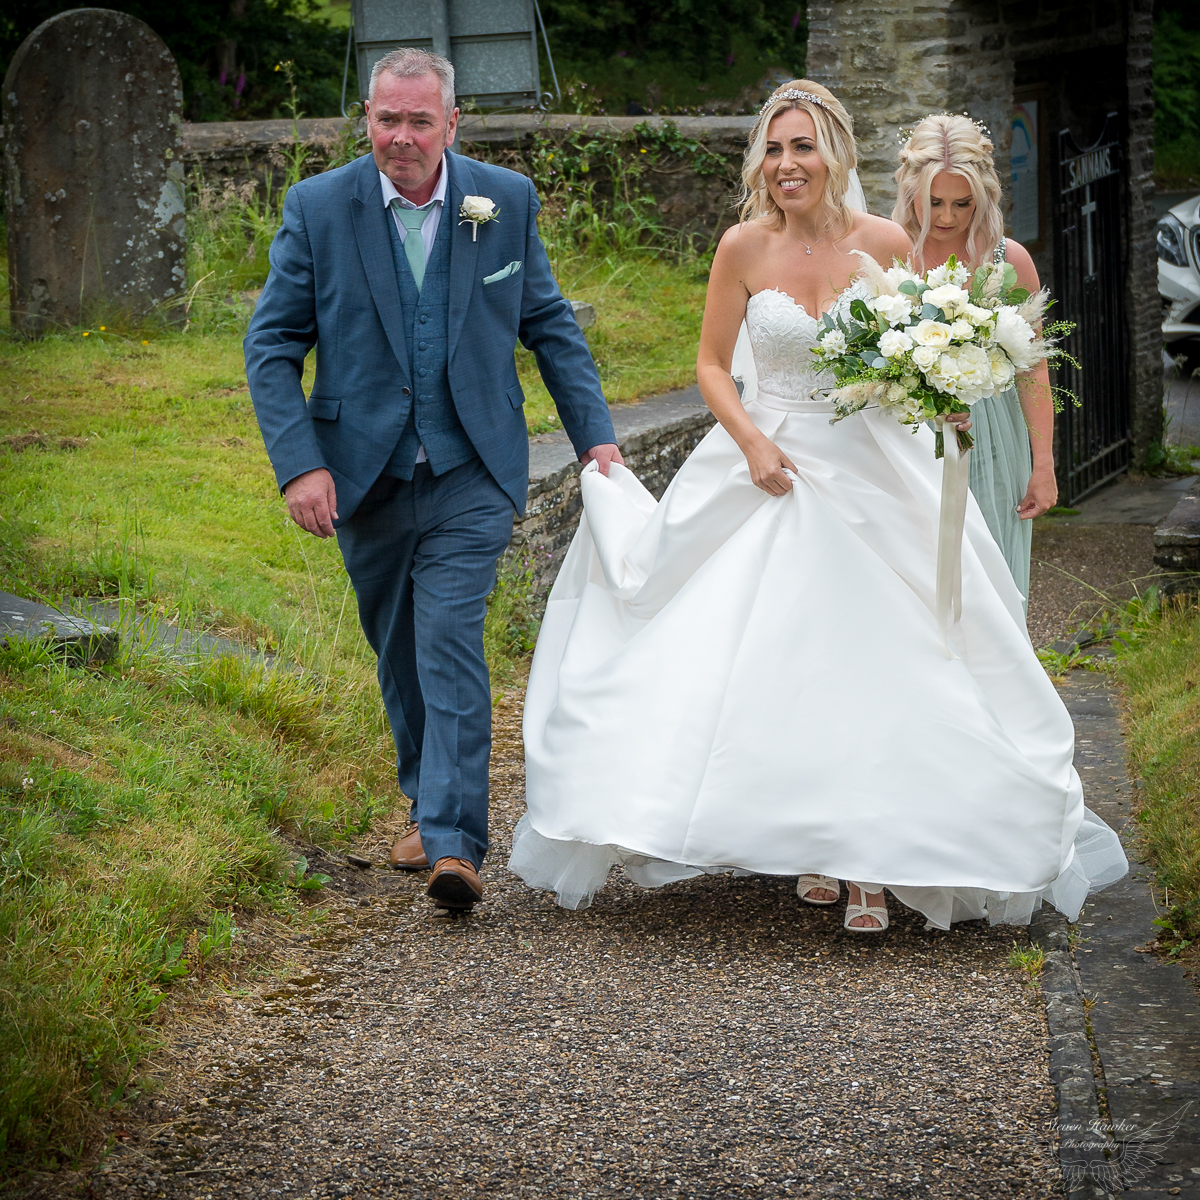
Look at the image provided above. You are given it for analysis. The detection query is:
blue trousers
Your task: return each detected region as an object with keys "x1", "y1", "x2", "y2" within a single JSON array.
[{"x1": 336, "y1": 458, "x2": 515, "y2": 868}]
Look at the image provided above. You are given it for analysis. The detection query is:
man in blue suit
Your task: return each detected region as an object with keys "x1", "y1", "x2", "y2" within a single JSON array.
[{"x1": 245, "y1": 47, "x2": 620, "y2": 910}]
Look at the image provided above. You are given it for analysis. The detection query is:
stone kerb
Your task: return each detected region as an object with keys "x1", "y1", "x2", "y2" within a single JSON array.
[
  {"x1": 514, "y1": 387, "x2": 717, "y2": 594},
  {"x1": 3, "y1": 9, "x2": 185, "y2": 337}
]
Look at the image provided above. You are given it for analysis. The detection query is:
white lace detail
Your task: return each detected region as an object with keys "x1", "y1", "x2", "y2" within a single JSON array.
[{"x1": 745, "y1": 281, "x2": 870, "y2": 401}]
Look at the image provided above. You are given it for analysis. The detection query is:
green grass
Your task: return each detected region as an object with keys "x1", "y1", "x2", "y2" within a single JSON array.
[
  {"x1": 0, "y1": 634, "x2": 389, "y2": 1170},
  {"x1": 1111, "y1": 595, "x2": 1200, "y2": 951}
]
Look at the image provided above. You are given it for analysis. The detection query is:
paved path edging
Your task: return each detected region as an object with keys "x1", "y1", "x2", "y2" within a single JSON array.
[{"x1": 1030, "y1": 907, "x2": 1116, "y2": 1198}]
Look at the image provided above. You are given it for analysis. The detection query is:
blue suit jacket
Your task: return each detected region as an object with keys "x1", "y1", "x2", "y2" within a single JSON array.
[{"x1": 244, "y1": 151, "x2": 616, "y2": 518}]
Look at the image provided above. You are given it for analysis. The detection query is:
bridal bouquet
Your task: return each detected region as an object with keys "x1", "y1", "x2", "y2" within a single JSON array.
[{"x1": 810, "y1": 253, "x2": 1074, "y2": 458}]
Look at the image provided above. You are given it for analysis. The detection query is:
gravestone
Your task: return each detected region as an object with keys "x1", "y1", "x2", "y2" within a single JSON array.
[{"x1": 2, "y1": 9, "x2": 185, "y2": 337}]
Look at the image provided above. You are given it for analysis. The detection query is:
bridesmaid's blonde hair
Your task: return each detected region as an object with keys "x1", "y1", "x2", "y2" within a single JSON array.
[
  {"x1": 893, "y1": 113, "x2": 1004, "y2": 267},
  {"x1": 740, "y1": 80, "x2": 857, "y2": 237}
]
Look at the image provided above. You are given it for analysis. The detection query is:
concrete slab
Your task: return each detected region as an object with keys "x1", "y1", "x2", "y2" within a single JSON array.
[
  {"x1": 0, "y1": 591, "x2": 118, "y2": 665},
  {"x1": 84, "y1": 601, "x2": 254, "y2": 661},
  {"x1": 1069, "y1": 476, "x2": 1199, "y2": 527}
]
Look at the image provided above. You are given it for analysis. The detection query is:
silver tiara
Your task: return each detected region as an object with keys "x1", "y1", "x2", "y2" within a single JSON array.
[{"x1": 765, "y1": 88, "x2": 828, "y2": 111}]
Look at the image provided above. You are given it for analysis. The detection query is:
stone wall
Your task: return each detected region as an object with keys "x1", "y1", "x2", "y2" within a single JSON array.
[
  {"x1": 179, "y1": 113, "x2": 754, "y2": 241},
  {"x1": 514, "y1": 388, "x2": 716, "y2": 595},
  {"x1": 1124, "y1": 0, "x2": 1162, "y2": 468}
]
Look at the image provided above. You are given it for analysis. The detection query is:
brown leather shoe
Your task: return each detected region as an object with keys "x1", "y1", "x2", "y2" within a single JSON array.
[
  {"x1": 390, "y1": 823, "x2": 428, "y2": 870},
  {"x1": 427, "y1": 857, "x2": 483, "y2": 909}
]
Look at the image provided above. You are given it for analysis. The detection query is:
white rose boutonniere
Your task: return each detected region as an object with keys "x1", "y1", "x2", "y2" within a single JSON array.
[{"x1": 459, "y1": 195, "x2": 499, "y2": 241}]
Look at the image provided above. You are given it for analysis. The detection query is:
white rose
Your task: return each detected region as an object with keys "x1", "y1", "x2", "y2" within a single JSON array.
[
  {"x1": 988, "y1": 348, "x2": 1017, "y2": 388},
  {"x1": 912, "y1": 344, "x2": 940, "y2": 370},
  {"x1": 993, "y1": 306, "x2": 1037, "y2": 369},
  {"x1": 924, "y1": 284, "x2": 970, "y2": 318},
  {"x1": 820, "y1": 330, "x2": 847, "y2": 355},
  {"x1": 912, "y1": 319, "x2": 953, "y2": 349},
  {"x1": 963, "y1": 303, "x2": 994, "y2": 326},
  {"x1": 949, "y1": 318, "x2": 975, "y2": 341},
  {"x1": 871, "y1": 293, "x2": 913, "y2": 326},
  {"x1": 461, "y1": 194, "x2": 497, "y2": 222},
  {"x1": 878, "y1": 328, "x2": 914, "y2": 358}
]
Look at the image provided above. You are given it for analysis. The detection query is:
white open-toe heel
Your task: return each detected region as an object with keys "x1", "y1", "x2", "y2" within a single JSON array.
[
  {"x1": 796, "y1": 874, "x2": 841, "y2": 906},
  {"x1": 844, "y1": 882, "x2": 889, "y2": 932}
]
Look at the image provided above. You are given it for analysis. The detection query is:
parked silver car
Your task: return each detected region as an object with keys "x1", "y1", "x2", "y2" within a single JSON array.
[{"x1": 1159, "y1": 194, "x2": 1200, "y2": 367}]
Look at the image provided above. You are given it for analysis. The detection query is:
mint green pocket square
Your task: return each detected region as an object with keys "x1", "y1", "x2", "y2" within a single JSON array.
[{"x1": 483, "y1": 261, "x2": 523, "y2": 285}]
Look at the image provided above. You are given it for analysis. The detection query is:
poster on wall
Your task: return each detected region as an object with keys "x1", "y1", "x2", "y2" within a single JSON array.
[{"x1": 1011, "y1": 101, "x2": 1040, "y2": 243}]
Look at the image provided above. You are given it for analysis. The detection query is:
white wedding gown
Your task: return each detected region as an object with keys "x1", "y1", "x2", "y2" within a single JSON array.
[{"x1": 509, "y1": 284, "x2": 1127, "y2": 928}]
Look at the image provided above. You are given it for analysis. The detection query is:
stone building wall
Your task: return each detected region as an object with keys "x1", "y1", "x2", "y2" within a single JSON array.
[{"x1": 807, "y1": 0, "x2": 1162, "y2": 474}]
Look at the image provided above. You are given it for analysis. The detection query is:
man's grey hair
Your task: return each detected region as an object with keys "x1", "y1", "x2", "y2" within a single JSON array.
[{"x1": 369, "y1": 48, "x2": 456, "y2": 115}]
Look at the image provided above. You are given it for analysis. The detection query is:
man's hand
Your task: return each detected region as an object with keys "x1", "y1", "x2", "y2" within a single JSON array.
[
  {"x1": 284, "y1": 467, "x2": 339, "y2": 537},
  {"x1": 580, "y1": 443, "x2": 624, "y2": 476}
]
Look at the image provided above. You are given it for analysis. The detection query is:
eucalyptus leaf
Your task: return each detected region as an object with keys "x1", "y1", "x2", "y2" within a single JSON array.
[
  {"x1": 1002, "y1": 263, "x2": 1018, "y2": 291},
  {"x1": 921, "y1": 303, "x2": 942, "y2": 321},
  {"x1": 898, "y1": 280, "x2": 920, "y2": 296},
  {"x1": 1008, "y1": 287, "x2": 1030, "y2": 305}
]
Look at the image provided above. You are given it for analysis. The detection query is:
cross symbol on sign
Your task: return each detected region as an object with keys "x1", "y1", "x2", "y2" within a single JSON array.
[{"x1": 1080, "y1": 187, "x2": 1098, "y2": 279}]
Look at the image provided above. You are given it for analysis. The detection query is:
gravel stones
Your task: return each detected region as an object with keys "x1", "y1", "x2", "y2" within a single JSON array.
[{"x1": 43, "y1": 696, "x2": 1065, "y2": 1199}]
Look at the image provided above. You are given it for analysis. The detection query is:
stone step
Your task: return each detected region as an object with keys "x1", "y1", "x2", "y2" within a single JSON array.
[
  {"x1": 1153, "y1": 477, "x2": 1200, "y2": 576},
  {"x1": 0, "y1": 591, "x2": 118, "y2": 665}
]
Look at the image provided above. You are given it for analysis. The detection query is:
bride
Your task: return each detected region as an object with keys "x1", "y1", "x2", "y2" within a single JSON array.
[{"x1": 509, "y1": 80, "x2": 1126, "y2": 931}]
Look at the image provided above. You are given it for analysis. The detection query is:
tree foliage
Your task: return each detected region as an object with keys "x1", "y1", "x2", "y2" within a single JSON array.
[
  {"x1": 0, "y1": 0, "x2": 351, "y2": 122},
  {"x1": 538, "y1": 0, "x2": 806, "y2": 113},
  {"x1": 1154, "y1": 8, "x2": 1200, "y2": 145}
]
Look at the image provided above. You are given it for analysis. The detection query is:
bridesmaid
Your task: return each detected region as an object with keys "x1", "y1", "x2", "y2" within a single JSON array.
[{"x1": 892, "y1": 114, "x2": 1058, "y2": 604}]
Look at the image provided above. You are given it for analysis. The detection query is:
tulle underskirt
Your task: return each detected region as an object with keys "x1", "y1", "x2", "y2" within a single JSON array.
[{"x1": 508, "y1": 810, "x2": 1128, "y2": 930}]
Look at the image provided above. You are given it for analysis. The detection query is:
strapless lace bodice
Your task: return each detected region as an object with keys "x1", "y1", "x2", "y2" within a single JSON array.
[{"x1": 745, "y1": 281, "x2": 869, "y2": 400}]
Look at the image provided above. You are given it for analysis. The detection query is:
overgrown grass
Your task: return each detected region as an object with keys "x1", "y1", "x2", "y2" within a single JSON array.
[
  {"x1": 1111, "y1": 593, "x2": 1200, "y2": 950},
  {"x1": 0, "y1": 631, "x2": 391, "y2": 1170}
]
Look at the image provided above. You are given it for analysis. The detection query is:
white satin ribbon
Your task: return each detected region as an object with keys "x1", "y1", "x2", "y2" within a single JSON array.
[{"x1": 934, "y1": 416, "x2": 970, "y2": 656}]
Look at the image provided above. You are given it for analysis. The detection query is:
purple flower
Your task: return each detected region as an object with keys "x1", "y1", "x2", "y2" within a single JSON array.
[
  {"x1": 792, "y1": 9, "x2": 801, "y2": 28},
  {"x1": 218, "y1": 69, "x2": 227, "y2": 87},
  {"x1": 726, "y1": 51, "x2": 735, "y2": 66},
  {"x1": 235, "y1": 71, "x2": 246, "y2": 95}
]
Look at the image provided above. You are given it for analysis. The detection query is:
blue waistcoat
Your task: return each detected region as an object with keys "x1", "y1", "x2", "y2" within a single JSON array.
[{"x1": 382, "y1": 204, "x2": 476, "y2": 478}]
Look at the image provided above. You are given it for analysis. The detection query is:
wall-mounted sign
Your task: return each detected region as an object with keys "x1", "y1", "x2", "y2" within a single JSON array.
[{"x1": 1011, "y1": 100, "x2": 1039, "y2": 244}]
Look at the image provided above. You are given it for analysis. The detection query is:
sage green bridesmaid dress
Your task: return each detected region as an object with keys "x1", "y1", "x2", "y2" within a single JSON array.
[{"x1": 968, "y1": 239, "x2": 1033, "y2": 604}]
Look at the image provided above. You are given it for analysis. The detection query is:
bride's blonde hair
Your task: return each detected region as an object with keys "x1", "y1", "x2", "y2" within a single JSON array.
[
  {"x1": 893, "y1": 113, "x2": 1004, "y2": 266},
  {"x1": 739, "y1": 80, "x2": 857, "y2": 237}
]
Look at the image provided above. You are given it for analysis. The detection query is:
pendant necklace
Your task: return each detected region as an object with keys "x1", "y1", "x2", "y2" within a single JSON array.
[{"x1": 786, "y1": 225, "x2": 825, "y2": 255}]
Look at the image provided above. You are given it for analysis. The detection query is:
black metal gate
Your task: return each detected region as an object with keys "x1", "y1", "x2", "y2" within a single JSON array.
[{"x1": 1052, "y1": 113, "x2": 1129, "y2": 503}]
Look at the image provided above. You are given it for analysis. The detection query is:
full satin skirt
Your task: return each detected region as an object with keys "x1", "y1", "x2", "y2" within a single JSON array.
[{"x1": 511, "y1": 395, "x2": 1126, "y2": 928}]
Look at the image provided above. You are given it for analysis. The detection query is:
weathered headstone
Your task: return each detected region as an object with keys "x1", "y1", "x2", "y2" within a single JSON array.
[{"x1": 2, "y1": 9, "x2": 185, "y2": 337}]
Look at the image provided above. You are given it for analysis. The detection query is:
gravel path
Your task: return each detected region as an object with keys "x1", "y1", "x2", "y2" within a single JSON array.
[
  {"x1": 44, "y1": 693, "x2": 1069, "y2": 1200},
  {"x1": 1027, "y1": 519, "x2": 1164, "y2": 648}
]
